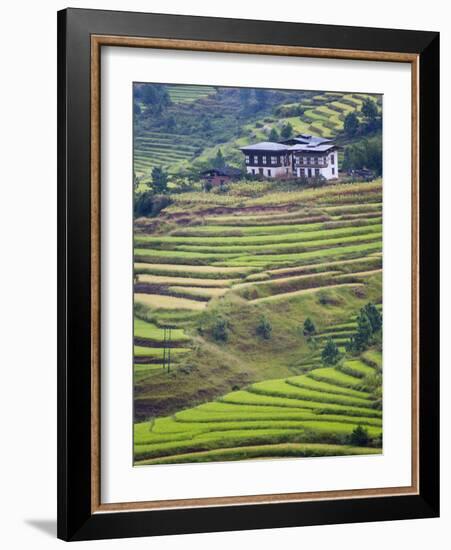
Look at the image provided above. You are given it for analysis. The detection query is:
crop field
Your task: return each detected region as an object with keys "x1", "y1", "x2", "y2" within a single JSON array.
[
  {"x1": 166, "y1": 85, "x2": 216, "y2": 104},
  {"x1": 133, "y1": 178, "x2": 383, "y2": 463},
  {"x1": 134, "y1": 350, "x2": 382, "y2": 464}
]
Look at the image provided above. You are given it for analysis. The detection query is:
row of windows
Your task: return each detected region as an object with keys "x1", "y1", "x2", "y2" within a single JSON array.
[
  {"x1": 246, "y1": 153, "x2": 335, "y2": 165},
  {"x1": 250, "y1": 168, "x2": 291, "y2": 176},
  {"x1": 299, "y1": 167, "x2": 335, "y2": 176},
  {"x1": 245, "y1": 155, "x2": 284, "y2": 165},
  {"x1": 295, "y1": 154, "x2": 335, "y2": 165}
]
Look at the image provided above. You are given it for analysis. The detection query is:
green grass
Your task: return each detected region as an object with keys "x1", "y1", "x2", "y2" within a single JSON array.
[
  {"x1": 134, "y1": 317, "x2": 188, "y2": 341},
  {"x1": 134, "y1": 346, "x2": 191, "y2": 358},
  {"x1": 307, "y1": 368, "x2": 363, "y2": 389},
  {"x1": 340, "y1": 359, "x2": 375, "y2": 378},
  {"x1": 136, "y1": 443, "x2": 381, "y2": 465}
]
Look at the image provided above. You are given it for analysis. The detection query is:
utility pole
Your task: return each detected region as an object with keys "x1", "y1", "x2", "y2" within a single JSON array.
[
  {"x1": 162, "y1": 328, "x2": 167, "y2": 371},
  {"x1": 168, "y1": 328, "x2": 172, "y2": 373}
]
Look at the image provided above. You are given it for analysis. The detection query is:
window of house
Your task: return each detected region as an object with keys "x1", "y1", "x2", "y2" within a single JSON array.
[
  {"x1": 263, "y1": 156, "x2": 267, "y2": 164},
  {"x1": 314, "y1": 157, "x2": 318, "y2": 164},
  {"x1": 259, "y1": 168, "x2": 264, "y2": 175},
  {"x1": 308, "y1": 168, "x2": 312, "y2": 177},
  {"x1": 254, "y1": 155, "x2": 258, "y2": 164},
  {"x1": 315, "y1": 168, "x2": 320, "y2": 176},
  {"x1": 245, "y1": 155, "x2": 250, "y2": 164},
  {"x1": 271, "y1": 156, "x2": 277, "y2": 165},
  {"x1": 332, "y1": 167, "x2": 335, "y2": 175},
  {"x1": 331, "y1": 154, "x2": 335, "y2": 165},
  {"x1": 251, "y1": 168, "x2": 256, "y2": 175},
  {"x1": 300, "y1": 168, "x2": 305, "y2": 177},
  {"x1": 267, "y1": 169, "x2": 272, "y2": 176}
]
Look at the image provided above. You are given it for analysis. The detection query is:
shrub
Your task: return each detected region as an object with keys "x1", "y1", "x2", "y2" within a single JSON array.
[
  {"x1": 212, "y1": 317, "x2": 229, "y2": 342},
  {"x1": 256, "y1": 316, "x2": 272, "y2": 340},
  {"x1": 303, "y1": 317, "x2": 316, "y2": 336},
  {"x1": 348, "y1": 425, "x2": 370, "y2": 446},
  {"x1": 134, "y1": 192, "x2": 172, "y2": 218}
]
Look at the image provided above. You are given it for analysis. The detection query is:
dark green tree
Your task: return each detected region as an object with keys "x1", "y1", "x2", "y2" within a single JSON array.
[
  {"x1": 256, "y1": 316, "x2": 272, "y2": 340},
  {"x1": 344, "y1": 111, "x2": 360, "y2": 137},
  {"x1": 349, "y1": 425, "x2": 370, "y2": 446},
  {"x1": 321, "y1": 338, "x2": 340, "y2": 365},
  {"x1": 281, "y1": 122, "x2": 293, "y2": 139},
  {"x1": 151, "y1": 166, "x2": 168, "y2": 194},
  {"x1": 303, "y1": 317, "x2": 316, "y2": 336},
  {"x1": 349, "y1": 310, "x2": 373, "y2": 352},
  {"x1": 363, "y1": 303, "x2": 382, "y2": 333},
  {"x1": 213, "y1": 149, "x2": 226, "y2": 169},
  {"x1": 212, "y1": 317, "x2": 229, "y2": 342},
  {"x1": 361, "y1": 98, "x2": 378, "y2": 122},
  {"x1": 269, "y1": 128, "x2": 279, "y2": 142}
]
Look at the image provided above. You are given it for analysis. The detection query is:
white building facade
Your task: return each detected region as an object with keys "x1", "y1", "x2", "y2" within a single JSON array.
[{"x1": 240, "y1": 134, "x2": 339, "y2": 180}]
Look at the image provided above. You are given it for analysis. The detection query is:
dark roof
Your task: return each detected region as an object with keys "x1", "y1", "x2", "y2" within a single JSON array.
[
  {"x1": 240, "y1": 141, "x2": 290, "y2": 152},
  {"x1": 241, "y1": 135, "x2": 335, "y2": 154},
  {"x1": 290, "y1": 143, "x2": 336, "y2": 153},
  {"x1": 200, "y1": 166, "x2": 242, "y2": 177},
  {"x1": 279, "y1": 134, "x2": 333, "y2": 146}
]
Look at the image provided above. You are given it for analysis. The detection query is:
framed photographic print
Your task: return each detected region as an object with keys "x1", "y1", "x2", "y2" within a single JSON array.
[{"x1": 57, "y1": 8, "x2": 439, "y2": 541}]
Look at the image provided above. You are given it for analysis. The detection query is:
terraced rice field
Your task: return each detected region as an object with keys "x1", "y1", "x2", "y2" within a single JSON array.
[
  {"x1": 133, "y1": 179, "x2": 383, "y2": 462},
  {"x1": 166, "y1": 85, "x2": 216, "y2": 104},
  {"x1": 134, "y1": 133, "x2": 200, "y2": 176},
  {"x1": 134, "y1": 349, "x2": 382, "y2": 464}
]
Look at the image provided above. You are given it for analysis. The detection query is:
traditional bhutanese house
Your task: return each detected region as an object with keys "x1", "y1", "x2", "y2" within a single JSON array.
[
  {"x1": 239, "y1": 142, "x2": 292, "y2": 178},
  {"x1": 200, "y1": 166, "x2": 242, "y2": 186},
  {"x1": 240, "y1": 134, "x2": 339, "y2": 180}
]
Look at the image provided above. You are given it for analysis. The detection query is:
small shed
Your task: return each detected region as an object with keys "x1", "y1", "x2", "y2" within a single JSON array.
[{"x1": 200, "y1": 166, "x2": 242, "y2": 186}]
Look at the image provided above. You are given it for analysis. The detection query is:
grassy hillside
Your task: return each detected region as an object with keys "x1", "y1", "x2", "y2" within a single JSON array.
[{"x1": 133, "y1": 178, "x2": 383, "y2": 463}]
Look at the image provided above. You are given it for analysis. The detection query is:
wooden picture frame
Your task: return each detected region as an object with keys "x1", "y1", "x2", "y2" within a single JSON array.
[{"x1": 57, "y1": 8, "x2": 439, "y2": 541}]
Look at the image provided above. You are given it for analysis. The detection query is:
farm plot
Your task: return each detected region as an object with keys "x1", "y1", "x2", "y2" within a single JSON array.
[
  {"x1": 133, "y1": 179, "x2": 383, "y2": 461},
  {"x1": 134, "y1": 347, "x2": 382, "y2": 464}
]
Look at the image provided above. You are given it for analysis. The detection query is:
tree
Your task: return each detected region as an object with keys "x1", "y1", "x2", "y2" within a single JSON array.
[
  {"x1": 213, "y1": 149, "x2": 226, "y2": 169},
  {"x1": 342, "y1": 139, "x2": 382, "y2": 176},
  {"x1": 269, "y1": 128, "x2": 279, "y2": 142},
  {"x1": 363, "y1": 303, "x2": 382, "y2": 333},
  {"x1": 344, "y1": 111, "x2": 359, "y2": 137},
  {"x1": 151, "y1": 166, "x2": 168, "y2": 194},
  {"x1": 347, "y1": 310, "x2": 373, "y2": 353},
  {"x1": 212, "y1": 317, "x2": 229, "y2": 342},
  {"x1": 281, "y1": 122, "x2": 293, "y2": 139},
  {"x1": 361, "y1": 98, "x2": 378, "y2": 123},
  {"x1": 256, "y1": 316, "x2": 272, "y2": 340},
  {"x1": 321, "y1": 338, "x2": 340, "y2": 365},
  {"x1": 303, "y1": 317, "x2": 316, "y2": 336},
  {"x1": 349, "y1": 425, "x2": 370, "y2": 446},
  {"x1": 140, "y1": 84, "x2": 171, "y2": 115}
]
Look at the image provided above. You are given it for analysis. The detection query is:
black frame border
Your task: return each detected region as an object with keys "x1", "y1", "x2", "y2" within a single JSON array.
[{"x1": 57, "y1": 8, "x2": 439, "y2": 541}]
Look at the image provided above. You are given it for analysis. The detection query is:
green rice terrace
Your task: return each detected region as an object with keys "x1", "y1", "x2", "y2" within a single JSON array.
[{"x1": 133, "y1": 178, "x2": 383, "y2": 465}]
